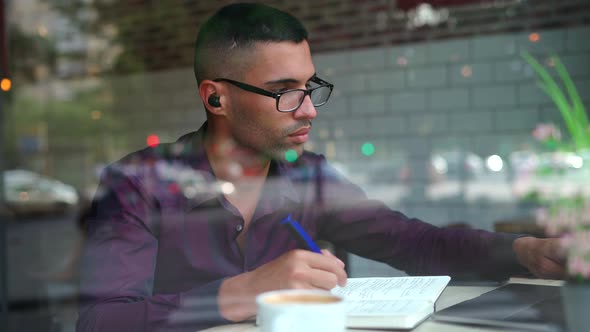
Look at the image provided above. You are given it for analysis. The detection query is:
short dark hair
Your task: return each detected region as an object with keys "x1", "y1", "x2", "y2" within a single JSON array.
[{"x1": 194, "y1": 3, "x2": 308, "y2": 85}]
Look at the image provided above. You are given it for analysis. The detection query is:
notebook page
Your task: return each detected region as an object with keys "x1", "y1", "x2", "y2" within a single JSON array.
[{"x1": 332, "y1": 276, "x2": 450, "y2": 301}]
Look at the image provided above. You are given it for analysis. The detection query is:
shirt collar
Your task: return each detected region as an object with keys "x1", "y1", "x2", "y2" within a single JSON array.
[
  {"x1": 261, "y1": 159, "x2": 301, "y2": 204},
  {"x1": 184, "y1": 122, "x2": 301, "y2": 211}
]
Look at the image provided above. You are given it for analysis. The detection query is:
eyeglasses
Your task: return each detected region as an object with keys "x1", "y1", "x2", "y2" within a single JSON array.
[{"x1": 213, "y1": 76, "x2": 334, "y2": 112}]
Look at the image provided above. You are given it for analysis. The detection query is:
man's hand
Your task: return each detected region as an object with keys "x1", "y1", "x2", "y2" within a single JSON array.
[
  {"x1": 218, "y1": 249, "x2": 347, "y2": 322},
  {"x1": 513, "y1": 236, "x2": 566, "y2": 279}
]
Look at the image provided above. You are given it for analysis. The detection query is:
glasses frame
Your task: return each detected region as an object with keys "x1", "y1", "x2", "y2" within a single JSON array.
[{"x1": 212, "y1": 76, "x2": 334, "y2": 112}]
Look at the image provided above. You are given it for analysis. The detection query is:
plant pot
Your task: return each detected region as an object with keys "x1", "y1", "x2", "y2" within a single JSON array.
[{"x1": 561, "y1": 282, "x2": 590, "y2": 332}]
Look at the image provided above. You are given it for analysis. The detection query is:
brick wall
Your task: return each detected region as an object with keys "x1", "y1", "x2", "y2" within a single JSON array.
[{"x1": 319, "y1": 25, "x2": 590, "y2": 221}]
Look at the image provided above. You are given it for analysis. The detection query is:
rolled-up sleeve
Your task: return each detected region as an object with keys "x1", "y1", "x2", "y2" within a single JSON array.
[{"x1": 77, "y1": 165, "x2": 230, "y2": 332}]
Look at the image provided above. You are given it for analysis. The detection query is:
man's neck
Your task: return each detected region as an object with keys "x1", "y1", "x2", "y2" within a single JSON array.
[{"x1": 204, "y1": 134, "x2": 270, "y2": 182}]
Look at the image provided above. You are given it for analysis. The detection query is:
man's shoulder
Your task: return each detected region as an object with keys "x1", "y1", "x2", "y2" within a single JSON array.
[
  {"x1": 103, "y1": 131, "x2": 200, "y2": 176},
  {"x1": 119, "y1": 132, "x2": 197, "y2": 162}
]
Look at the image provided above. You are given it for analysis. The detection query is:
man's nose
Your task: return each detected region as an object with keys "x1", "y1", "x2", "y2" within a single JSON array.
[{"x1": 293, "y1": 95, "x2": 317, "y2": 120}]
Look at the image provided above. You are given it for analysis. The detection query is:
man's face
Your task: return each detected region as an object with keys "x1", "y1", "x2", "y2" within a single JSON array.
[{"x1": 223, "y1": 41, "x2": 318, "y2": 160}]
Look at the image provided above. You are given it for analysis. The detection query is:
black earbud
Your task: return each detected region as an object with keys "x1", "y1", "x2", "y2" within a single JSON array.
[{"x1": 208, "y1": 95, "x2": 221, "y2": 107}]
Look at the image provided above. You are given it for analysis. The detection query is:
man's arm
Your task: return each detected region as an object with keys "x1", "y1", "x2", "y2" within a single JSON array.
[
  {"x1": 77, "y1": 167, "x2": 231, "y2": 332},
  {"x1": 78, "y1": 164, "x2": 347, "y2": 330},
  {"x1": 310, "y1": 156, "x2": 559, "y2": 281},
  {"x1": 321, "y1": 201, "x2": 528, "y2": 280}
]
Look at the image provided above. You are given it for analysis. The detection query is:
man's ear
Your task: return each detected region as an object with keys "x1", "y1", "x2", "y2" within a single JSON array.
[{"x1": 199, "y1": 80, "x2": 226, "y2": 115}]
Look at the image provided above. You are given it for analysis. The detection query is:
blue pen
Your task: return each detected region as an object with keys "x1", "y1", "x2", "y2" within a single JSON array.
[{"x1": 280, "y1": 214, "x2": 322, "y2": 253}]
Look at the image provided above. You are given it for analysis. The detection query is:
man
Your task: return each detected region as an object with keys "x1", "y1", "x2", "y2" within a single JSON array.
[{"x1": 77, "y1": 3, "x2": 564, "y2": 331}]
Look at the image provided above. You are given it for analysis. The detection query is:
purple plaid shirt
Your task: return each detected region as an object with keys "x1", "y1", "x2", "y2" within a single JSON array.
[{"x1": 77, "y1": 122, "x2": 525, "y2": 332}]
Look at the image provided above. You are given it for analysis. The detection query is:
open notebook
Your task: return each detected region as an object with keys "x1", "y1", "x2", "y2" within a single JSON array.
[{"x1": 331, "y1": 276, "x2": 451, "y2": 329}]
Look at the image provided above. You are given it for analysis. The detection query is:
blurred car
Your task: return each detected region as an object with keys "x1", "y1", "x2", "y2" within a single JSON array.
[
  {"x1": 365, "y1": 150, "x2": 486, "y2": 183},
  {"x1": 3, "y1": 169, "x2": 79, "y2": 217},
  {"x1": 431, "y1": 150, "x2": 484, "y2": 181}
]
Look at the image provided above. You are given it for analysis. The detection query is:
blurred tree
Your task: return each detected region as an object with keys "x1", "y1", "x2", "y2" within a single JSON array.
[
  {"x1": 8, "y1": 25, "x2": 57, "y2": 83},
  {"x1": 5, "y1": 84, "x2": 120, "y2": 158},
  {"x1": 2, "y1": 24, "x2": 58, "y2": 167}
]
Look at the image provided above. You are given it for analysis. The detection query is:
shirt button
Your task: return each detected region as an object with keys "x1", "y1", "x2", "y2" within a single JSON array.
[{"x1": 236, "y1": 224, "x2": 243, "y2": 232}]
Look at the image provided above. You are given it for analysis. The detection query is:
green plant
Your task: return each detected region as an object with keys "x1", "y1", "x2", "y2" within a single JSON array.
[
  {"x1": 524, "y1": 52, "x2": 590, "y2": 281},
  {"x1": 536, "y1": 194, "x2": 590, "y2": 282},
  {"x1": 521, "y1": 52, "x2": 590, "y2": 150}
]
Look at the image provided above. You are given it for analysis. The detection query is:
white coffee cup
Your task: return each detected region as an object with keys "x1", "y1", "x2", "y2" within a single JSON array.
[{"x1": 256, "y1": 289, "x2": 346, "y2": 332}]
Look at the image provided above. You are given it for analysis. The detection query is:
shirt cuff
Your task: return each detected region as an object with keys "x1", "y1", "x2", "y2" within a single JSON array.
[{"x1": 488, "y1": 232, "x2": 531, "y2": 280}]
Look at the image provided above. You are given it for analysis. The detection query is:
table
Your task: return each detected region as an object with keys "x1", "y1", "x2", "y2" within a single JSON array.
[{"x1": 201, "y1": 278, "x2": 563, "y2": 332}]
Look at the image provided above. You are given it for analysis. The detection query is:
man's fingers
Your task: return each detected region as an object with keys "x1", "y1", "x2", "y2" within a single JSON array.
[
  {"x1": 514, "y1": 237, "x2": 567, "y2": 280},
  {"x1": 333, "y1": 266, "x2": 348, "y2": 287},
  {"x1": 540, "y1": 239, "x2": 567, "y2": 278},
  {"x1": 546, "y1": 240, "x2": 567, "y2": 264},
  {"x1": 303, "y1": 250, "x2": 348, "y2": 287},
  {"x1": 536, "y1": 259, "x2": 566, "y2": 279},
  {"x1": 321, "y1": 249, "x2": 346, "y2": 268},
  {"x1": 308, "y1": 269, "x2": 342, "y2": 290}
]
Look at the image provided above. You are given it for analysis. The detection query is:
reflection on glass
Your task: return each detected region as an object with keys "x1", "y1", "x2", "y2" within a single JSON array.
[{"x1": 1, "y1": 1, "x2": 588, "y2": 331}]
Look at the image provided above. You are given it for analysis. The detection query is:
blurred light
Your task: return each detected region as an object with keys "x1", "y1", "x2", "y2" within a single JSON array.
[
  {"x1": 326, "y1": 142, "x2": 336, "y2": 159},
  {"x1": 147, "y1": 134, "x2": 160, "y2": 148},
  {"x1": 285, "y1": 149, "x2": 298, "y2": 162},
  {"x1": 361, "y1": 143, "x2": 375, "y2": 156},
  {"x1": 1, "y1": 78, "x2": 11, "y2": 91},
  {"x1": 220, "y1": 182, "x2": 235, "y2": 195},
  {"x1": 226, "y1": 162, "x2": 243, "y2": 177},
  {"x1": 87, "y1": 65, "x2": 100, "y2": 76},
  {"x1": 529, "y1": 32, "x2": 540, "y2": 43},
  {"x1": 397, "y1": 56, "x2": 408, "y2": 66},
  {"x1": 407, "y1": 3, "x2": 449, "y2": 29},
  {"x1": 38, "y1": 25, "x2": 48, "y2": 37},
  {"x1": 461, "y1": 65, "x2": 472, "y2": 78},
  {"x1": 91, "y1": 110, "x2": 102, "y2": 120},
  {"x1": 486, "y1": 155, "x2": 504, "y2": 172},
  {"x1": 183, "y1": 186, "x2": 197, "y2": 199},
  {"x1": 168, "y1": 183, "x2": 180, "y2": 194},
  {"x1": 432, "y1": 155, "x2": 448, "y2": 174},
  {"x1": 567, "y1": 155, "x2": 584, "y2": 169},
  {"x1": 19, "y1": 191, "x2": 29, "y2": 201}
]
